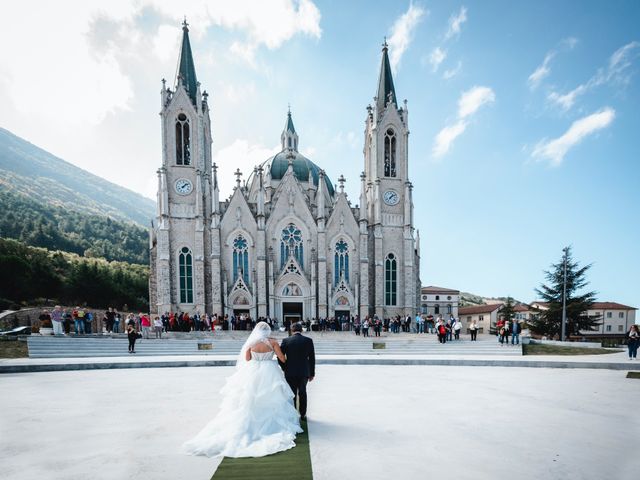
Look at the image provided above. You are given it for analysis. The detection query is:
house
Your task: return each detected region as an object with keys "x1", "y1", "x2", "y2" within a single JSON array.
[
  {"x1": 586, "y1": 302, "x2": 637, "y2": 335},
  {"x1": 529, "y1": 300, "x2": 637, "y2": 336},
  {"x1": 420, "y1": 286, "x2": 460, "y2": 319},
  {"x1": 458, "y1": 304, "x2": 502, "y2": 334}
]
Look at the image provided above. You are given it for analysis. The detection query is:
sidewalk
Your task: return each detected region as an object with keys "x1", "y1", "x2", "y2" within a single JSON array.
[{"x1": 1, "y1": 349, "x2": 637, "y2": 373}]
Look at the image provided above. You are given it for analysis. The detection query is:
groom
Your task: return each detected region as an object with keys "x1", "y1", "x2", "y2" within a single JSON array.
[{"x1": 280, "y1": 322, "x2": 315, "y2": 420}]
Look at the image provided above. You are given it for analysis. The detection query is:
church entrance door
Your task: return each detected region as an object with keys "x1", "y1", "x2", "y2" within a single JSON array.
[
  {"x1": 282, "y1": 302, "x2": 303, "y2": 328},
  {"x1": 335, "y1": 309, "x2": 350, "y2": 331}
]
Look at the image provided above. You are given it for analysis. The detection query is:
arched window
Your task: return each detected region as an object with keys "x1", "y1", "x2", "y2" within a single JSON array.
[
  {"x1": 232, "y1": 235, "x2": 249, "y2": 284},
  {"x1": 435, "y1": 304, "x2": 440, "y2": 315},
  {"x1": 178, "y1": 247, "x2": 193, "y2": 303},
  {"x1": 334, "y1": 240, "x2": 349, "y2": 285},
  {"x1": 384, "y1": 128, "x2": 396, "y2": 177},
  {"x1": 176, "y1": 113, "x2": 191, "y2": 165},
  {"x1": 384, "y1": 253, "x2": 397, "y2": 306},
  {"x1": 447, "y1": 304, "x2": 452, "y2": 315},
  {"x1": 280, "y1": 223, "x2": 303, "y2": 269}
]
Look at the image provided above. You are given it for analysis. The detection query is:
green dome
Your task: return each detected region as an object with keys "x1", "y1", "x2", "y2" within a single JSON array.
[{"x1": 265, "y1": 151, "x2": 335, "y2": 196}]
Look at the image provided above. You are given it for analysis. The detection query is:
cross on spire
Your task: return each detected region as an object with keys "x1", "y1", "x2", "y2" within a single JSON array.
[
  {"x1": 338, "y1": 174, "x2": 346, "y2": 193},
  {"x1": 234, "y1": 168, "x2": 242, "y2": 189}
]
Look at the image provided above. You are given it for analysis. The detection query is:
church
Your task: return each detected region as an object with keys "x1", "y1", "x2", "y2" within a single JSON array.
[{"x1": 149, "y1": 21, "x2": 421, "y2": 323}]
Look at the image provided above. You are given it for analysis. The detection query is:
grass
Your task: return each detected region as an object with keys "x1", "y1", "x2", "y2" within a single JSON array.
[
  {"x1": 0, "y1": 339, "x2": 29, "y2": 358},
  {"x1": 212, "y1": 419, "x2": 313, "y2": 480},
  {"x1": 627, "y1": 372, "x2": 640, "y2": 379},
  {"x1": 523, "y1": 343, "x2": 622, "y2": 356}
]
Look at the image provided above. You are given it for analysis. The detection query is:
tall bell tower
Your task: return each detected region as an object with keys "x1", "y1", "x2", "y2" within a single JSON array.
[
  {"x1": 151, "y1": 19, "x2": 213, "y2": 315},
  {"x1": 363, "y1": 40, "x2": 417, "y2": 319}
]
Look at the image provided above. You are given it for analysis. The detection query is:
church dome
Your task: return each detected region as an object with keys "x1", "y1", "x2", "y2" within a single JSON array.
[{"x1": 263, "y1": 151, "x2": 335, "y2": 196}]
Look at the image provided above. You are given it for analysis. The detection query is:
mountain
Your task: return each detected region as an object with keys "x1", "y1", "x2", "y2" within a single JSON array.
[
  {"x1": 0, "y1": 127, "x2": 155, "y2": 226},
  {"x1": 0, "y1": 127, "x2": 154, "y2": 265},
  {"x1": 460, "y1": 292, "x2": 524, "y2": 307}
]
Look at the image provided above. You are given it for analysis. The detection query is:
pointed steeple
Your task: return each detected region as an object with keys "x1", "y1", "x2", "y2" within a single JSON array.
[
  {"x1": 375, "y1": 39, "x2": 397, "y2": 113},
  {"x1": 176, "y1": 18, "x2": 198, "y2": 106},
  {"x1": 281, "y1": 107, "x2": 299, "y2": 152}
]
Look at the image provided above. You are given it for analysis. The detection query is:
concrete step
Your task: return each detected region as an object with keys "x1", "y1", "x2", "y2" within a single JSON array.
[{"x1": 27, "y1": 336, "x2": 522, "y2": 358}]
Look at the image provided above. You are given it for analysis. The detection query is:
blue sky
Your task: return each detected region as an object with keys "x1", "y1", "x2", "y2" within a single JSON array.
[{"x1": 0, "y1": 0, "x2": 638, "y2": 307}]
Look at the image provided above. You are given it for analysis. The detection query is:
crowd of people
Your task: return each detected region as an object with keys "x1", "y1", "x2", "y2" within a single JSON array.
[{"x1": 38, "y1": 306, "x2": 530, "y2": 347}]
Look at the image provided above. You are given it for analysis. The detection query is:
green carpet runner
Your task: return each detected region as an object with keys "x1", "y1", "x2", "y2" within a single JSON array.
[{"x1": 212, "y1": 419, "x2": 313, "y2": 479}]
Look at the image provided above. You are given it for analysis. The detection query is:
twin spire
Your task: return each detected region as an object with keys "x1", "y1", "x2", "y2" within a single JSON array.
[
  {"x1": 375, "y1": 38, "x2": 397, "y2": 113},
  {"x1": 176, "y1": 18, "x2": 198, "y2": 106}
]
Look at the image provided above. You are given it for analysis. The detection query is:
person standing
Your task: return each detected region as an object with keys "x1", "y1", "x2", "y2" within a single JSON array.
[
  {"x1": 362, "y1": 318, "x2": 370, "y2": 337},
  {"x1": 153, "y1": 316, "x2": 163, "y2": 339},
  {"x1": 627, "y1": 325, "x2": 639, "y2": 360},
  {"x1": 51, "y1": 306, "x2": 64, "y2": 335},
  {"x1": 469, "y1": 320, "x2": 478, "y2": 341},
  {"x1": 140, "y1": 313, "x2": 151, "y2": 339},
  {"x1": 84, "y1": 311, "x2": 93, "y2": 334},
  {"x1": 280, "y1": 322, "x2": 315, "y2": 420},
  {"x1": 437, "y1": 318, "x2": 447, "y2": 344},
  {"x1": 113, "y1": 312, "x2": 121, "y2": 334},
  {"x1": 73, "y1": 307, "x2": 84, "y2": 335},
  {"x1": 511, "y1": 320, "x2": 521, "y2": 345},
  {"x1": 127, "y1": 323, "x2": 138, "y2": 354},
  {"x1": 453, "y1": 318, "x2": 462, "y2": 340}
]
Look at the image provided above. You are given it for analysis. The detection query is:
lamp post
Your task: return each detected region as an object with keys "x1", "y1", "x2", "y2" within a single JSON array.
[{"x1": 560, "y1": 246, "x2": 568, "y2": 342}]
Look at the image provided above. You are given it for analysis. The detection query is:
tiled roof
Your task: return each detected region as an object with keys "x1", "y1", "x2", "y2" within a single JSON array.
[
  {"x1": 459, "y1": 304, "x2": 502, "y2": 315},
  {"x1": 513, "y1": 304, "x2": 531, "y2": 312},
  {"x1": 421, "y1": 286, "x2": 460, "y2": 294},
  {"x1": 590, "y1": 302, "x2": 637, "y2": 310}
]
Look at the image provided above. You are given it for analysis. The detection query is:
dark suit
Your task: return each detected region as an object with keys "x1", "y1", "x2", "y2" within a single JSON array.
[{"x1": 280, "y1": 333, "x2": 315, "y2": 417}]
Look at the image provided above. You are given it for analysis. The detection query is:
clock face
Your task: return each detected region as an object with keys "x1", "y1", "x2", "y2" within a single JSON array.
[
  {"x1": 383, "y1": 190, "x2": 399, "y2": 206},
  {"x1": 174, "y1": 178, "x2": 193, "y2": 195}
]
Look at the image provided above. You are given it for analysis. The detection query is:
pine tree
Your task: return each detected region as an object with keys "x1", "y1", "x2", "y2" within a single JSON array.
[
  {"x1": 500, "y1": 297, "x2": 516, "y2": 324},
  {"x1": 529, "y1": 247, "x2": 599, "y2": 338}
]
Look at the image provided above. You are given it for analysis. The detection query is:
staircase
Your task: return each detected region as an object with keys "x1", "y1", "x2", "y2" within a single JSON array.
[{"x1": 27, "y1": 334, "x2": 522, "y2": 358}]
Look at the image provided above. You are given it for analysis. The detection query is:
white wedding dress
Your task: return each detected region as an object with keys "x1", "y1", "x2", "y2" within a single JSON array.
[{"x1": 183, "y1": 345, "x2": 302, "y2": 458}]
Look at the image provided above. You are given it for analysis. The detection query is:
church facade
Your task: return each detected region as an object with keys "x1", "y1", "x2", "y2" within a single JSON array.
[{"x1": 149, "y1": 22, "x2": 421, "y2": 323}]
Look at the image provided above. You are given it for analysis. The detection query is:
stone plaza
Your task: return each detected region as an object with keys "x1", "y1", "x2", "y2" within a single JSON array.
[{"x1": 1, "y1": 360, "x2": 638, "y2": 479}]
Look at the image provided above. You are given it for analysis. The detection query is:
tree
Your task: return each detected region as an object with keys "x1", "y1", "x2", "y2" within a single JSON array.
[
  {"x1": 529, "y1": 246, "x2": 599, "y2": 338},
  {"x1": 500, "y1": 297, "x2": 516, "y2": 324}
]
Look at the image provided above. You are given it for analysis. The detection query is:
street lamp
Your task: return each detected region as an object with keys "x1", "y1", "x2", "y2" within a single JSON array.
[{"x1": 561, "y1": 246, "x2": 568, "y2": 342}]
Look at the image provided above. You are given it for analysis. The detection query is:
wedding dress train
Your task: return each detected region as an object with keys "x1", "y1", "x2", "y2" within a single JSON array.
[{"x1": 183, "y1": 349, "x2": 302, "y2": 458}]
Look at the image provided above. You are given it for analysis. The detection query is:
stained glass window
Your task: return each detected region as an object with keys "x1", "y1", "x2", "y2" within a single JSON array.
[
  {"x1": 281, "y1": 223, "x2": 303, "y2": 269},
  {"x1": 232, "y1": 235, "x2": 249, "y2": 284},
  {"x1": 179, "y1": 247, "x2": 193, "y2": 303},
  {"x1": 334, "y1": 240, "x2": 349, "y2": 285},
  {"x1": 385, "y1": 253, "x2": 397, "y2": 306}
]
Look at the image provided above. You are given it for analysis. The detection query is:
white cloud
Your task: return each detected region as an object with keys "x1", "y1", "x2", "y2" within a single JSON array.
[
  {"x1": 432, "y1": 120, "x2": 467, "y2": 158},
  {"x1": 444, "y1": 6, "x2": 467, "y2": 40},
  {"x1": 388, "y1": 3, "x2": 427, "y2": 73},
  {"x1": 528, "y1": 37, "x2": 578, "y2": 91},
  {"x1": 548, "y1": 41, "x2": 639, "y2": 111},
  {"x1": 532, "y1": 107, "x2": 615, "y2": 166},
  {"x1": 429, "y1": 47, "x2": 447, "y2": 72},
  {"x1": 547, "y1": 85, "x2": 587, "y2": 111},
  {"x1": 214, "y1": 139, "x2": 280, "y2": 198},
  {"x1": 433, "y1": 85, "x2": 495, "y2": 158},
  {"x1": 458, "y1": 86, "x2": 495, "y2": 118},
  {"x1": 528, "y1": 52, "x2": 555, "y2": 90},
  {"x1": 443, "y1": 61, "x2": 462, "y2": 79}
]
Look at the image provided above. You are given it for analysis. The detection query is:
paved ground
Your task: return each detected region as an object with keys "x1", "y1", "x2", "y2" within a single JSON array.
[{"x1": 1, "y1": 365, "x2": 638, "y2": 480}]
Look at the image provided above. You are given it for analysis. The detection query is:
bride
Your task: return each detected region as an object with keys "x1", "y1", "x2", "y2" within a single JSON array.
[{"x1": 183, "y1": 322, "x2": 302, "y2": 458}]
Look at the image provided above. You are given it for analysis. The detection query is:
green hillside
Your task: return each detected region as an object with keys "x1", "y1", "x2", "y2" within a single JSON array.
[
  {"x1": 0, "y1": 189, "x2": 149, "y2": 264},
  {"x1": 0, "y1": 238, "x2": 148, "y2": 311},
  {"x1": 0, "y1": 127, "x2": 155, "y2": 226}
]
